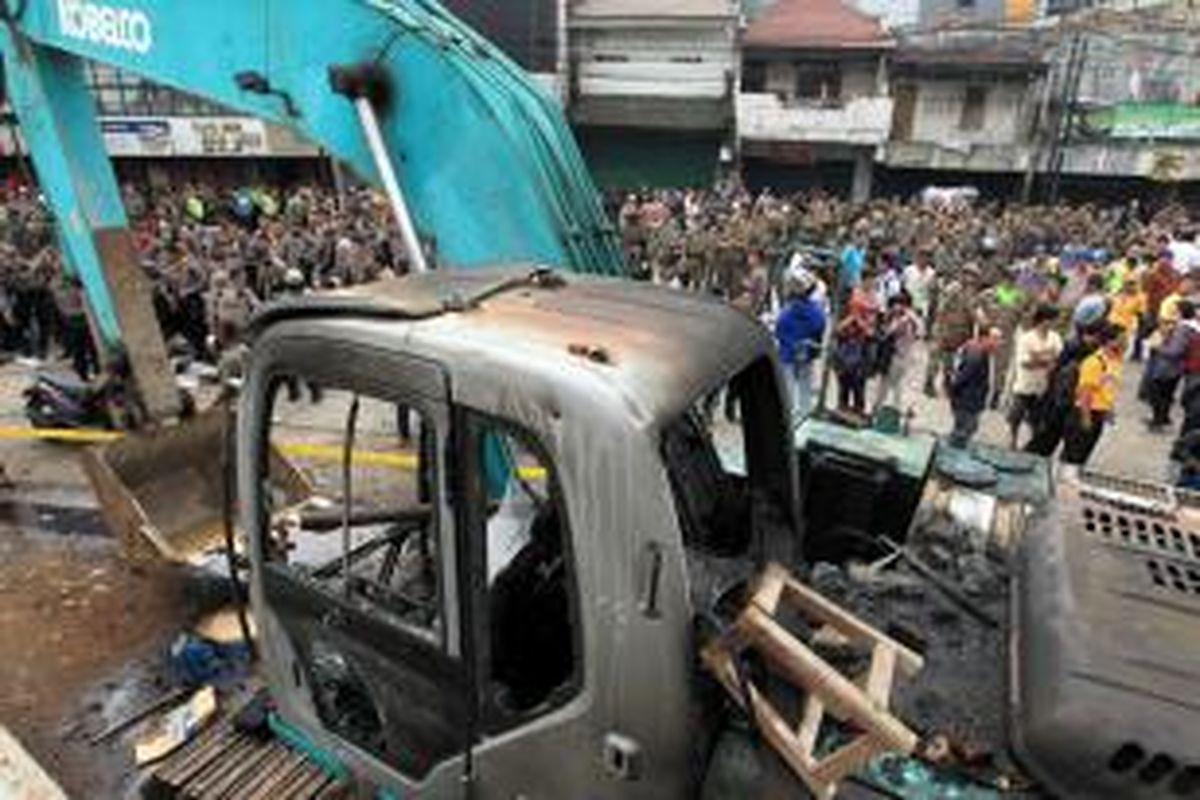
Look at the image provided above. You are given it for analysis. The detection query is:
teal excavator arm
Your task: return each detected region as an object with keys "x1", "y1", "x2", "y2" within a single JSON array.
[{"x1": 0, "y1": 0, "x2": 623, "y2": 419}]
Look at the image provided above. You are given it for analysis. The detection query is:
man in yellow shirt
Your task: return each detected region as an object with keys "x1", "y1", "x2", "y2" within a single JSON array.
[
  {"x1": 1158, "y1": 274, "x2": 1196, "y2": 327},
  {"x1": 1063, "y1": 323, "x2": 1124, "y2": 467},
  {"x1": 1108, "y1": 278, "x2": 1146, "y2": 356}
]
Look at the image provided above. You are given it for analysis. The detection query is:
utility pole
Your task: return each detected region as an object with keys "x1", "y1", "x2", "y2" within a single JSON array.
[
  {"x1": 1020, "y1": 52, "x2": 1056, "y2": 204},
  {"x1": 1046, "y1": 32, "x2": 1088, "y2": 205},
  {"x1": 1024, "y1": 34, "x2": 1078, "y2": 205}
]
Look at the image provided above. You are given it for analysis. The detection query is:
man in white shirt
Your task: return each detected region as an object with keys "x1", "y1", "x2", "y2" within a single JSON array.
[
  {"x1": 903, "y1": 249, "x2": 936, "y2": 333},
  {"x1": 1007, "y1": 304, "x2": 1064, "y2": 449}
]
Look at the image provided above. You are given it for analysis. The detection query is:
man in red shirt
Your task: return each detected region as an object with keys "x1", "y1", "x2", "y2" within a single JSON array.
[{"x1": 1144, "y1": 252, "x2": 1181, "y2": 326}]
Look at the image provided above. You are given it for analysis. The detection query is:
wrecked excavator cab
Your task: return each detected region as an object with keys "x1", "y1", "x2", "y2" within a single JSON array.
[{"x1": 84, "y1": 406, "x2": 310, "y2": 562}]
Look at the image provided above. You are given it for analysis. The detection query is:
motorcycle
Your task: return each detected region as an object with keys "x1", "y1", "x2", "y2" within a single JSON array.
[
  {"x1": 25, "y1": 361, "x2": 197, "y2": 431},
  {"x1": 23, "y1": 372, "x2": 118, "y2": 430}
]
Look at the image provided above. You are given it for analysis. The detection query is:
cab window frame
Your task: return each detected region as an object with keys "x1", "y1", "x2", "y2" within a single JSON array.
[{"x1": 455, "y1": 408, "x2": 585, "y2": 736}]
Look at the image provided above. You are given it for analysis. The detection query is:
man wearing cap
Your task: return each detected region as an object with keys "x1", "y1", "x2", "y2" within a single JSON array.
[{"x1": 775, "y1": 270, "x2": 827, "y2": 423}]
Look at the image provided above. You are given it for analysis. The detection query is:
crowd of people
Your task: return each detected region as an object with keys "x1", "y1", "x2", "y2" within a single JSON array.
[
  {"x1": 0, "y1": 181, "x2": 412, "y2": 383},
  {"x1": 1, "y1": 176, "x2": 1199, "y2": 482},
  {"x1": 616, "y1": 185, "x2": 1200, "y2": 481}
]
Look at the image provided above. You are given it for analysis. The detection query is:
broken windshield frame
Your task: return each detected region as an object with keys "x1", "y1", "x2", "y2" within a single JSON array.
[{"x1": 660, "y1": 355, "x2": 798, "y2": 564}]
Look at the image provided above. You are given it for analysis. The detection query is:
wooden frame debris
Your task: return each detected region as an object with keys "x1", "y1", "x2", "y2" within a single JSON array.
[{"x1": 701, "y1": 562, "x2": 926, "y2": 799}]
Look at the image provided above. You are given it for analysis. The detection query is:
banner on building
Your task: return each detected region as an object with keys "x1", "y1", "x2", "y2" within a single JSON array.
[
  {"x1": 0, "y1": 116, "x2": 319, "y2": 158},
  {"x1": 1084, "y1": 103, "x2": 1200, "y2": 141}
]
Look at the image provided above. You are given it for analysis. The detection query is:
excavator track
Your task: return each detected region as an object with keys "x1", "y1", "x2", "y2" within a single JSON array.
[{"x1": 142, "y1": 719, "x2": 348, "y2": 800}]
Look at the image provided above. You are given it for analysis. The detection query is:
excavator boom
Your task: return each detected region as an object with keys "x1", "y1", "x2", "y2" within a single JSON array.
[
  {"x1": 0, "y1": 0, "x2": 621, "y2": 412},
  {"x1": 0, "y1": 0, "x2": 622, "y2": 560}
]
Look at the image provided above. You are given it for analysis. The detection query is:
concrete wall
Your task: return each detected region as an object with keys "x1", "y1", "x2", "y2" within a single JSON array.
[
  {"x1": 905, "y1": 77, "x2": 1032, "y2": 148},
  {"x1": 570, "y1": 17, "x2": 737, "y2": 129},
  {"x1": 738, "y1": 94, "x2": 894, "y2": 145},
  {"x1": 572, "y1": 25, "x2": 735, "y2": 100}
]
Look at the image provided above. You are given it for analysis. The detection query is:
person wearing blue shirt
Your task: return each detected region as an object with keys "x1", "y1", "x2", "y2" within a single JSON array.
[
  {"x1": 775, "y1": 271, "x2": 827, "y2": 424},
  {"x1": 840, "y1": 241, "x2": 865, "y2": 291}
]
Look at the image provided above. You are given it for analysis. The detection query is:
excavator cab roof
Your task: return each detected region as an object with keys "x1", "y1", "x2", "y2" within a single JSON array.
[{"x1": 254, "y1": 268, "x2": 777, "y2": 426}]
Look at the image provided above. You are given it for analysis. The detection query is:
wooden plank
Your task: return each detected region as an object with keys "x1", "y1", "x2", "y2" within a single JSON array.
[
  {"x1": 864, "y1": 646, "x2": 897, "y2": 708},
  {"x1": 751, "y1": 563, "x2": 788, "y2": 614},
  {"x1": 155, "y1": 721, "x2": 233, "y2": 784},
  {"x1": 238, "y1": 749, "x2": 303, "y2": 800},
  {"x1": 741, "y1": 682, "x2": 822, "y2": 786},
  {"x1": 184, "y1": 737, "x2": 258, "y2": 798},
  {"x1": 778, "y1": 569, "x2": 924, "y2": 677},
  {"x1": 796, "y1": 695, "x2": 825, "y2": 757},
  {"x1": 196, "y1": 738, "x2": 278, "y2": 800},
  {"x1": 163, "y1": 730, "x2": 246, "y2": 788},
  {"x1": 701, "y1": 564, "x2": 927, "y2": 800},
  {"x1": 274, "y1": 763, "x2": 324, "y2": 800},
  {"x1": 224, "y1": 746, "x2": 293, "y2": 800},
  {"x1": 742, "y1": 606, "x2": 918, "y2": 752},
  {"x1": 289, "y1": 768, "x2": 333, "y2": 800},
  {"x1": 294, "y1": 775, "x2": 334, "y2": 800},
  {"x1": 0, "y1": 724, "x2": 68, "y2": 800},
  {"x1": 245, "y1": 752, "x2": 310, "y2": 800}
]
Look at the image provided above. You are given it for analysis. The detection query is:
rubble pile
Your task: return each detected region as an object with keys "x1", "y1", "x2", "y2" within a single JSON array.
[{"x1": 805, "y1": 510, "x2": 1038, "y2": 798}]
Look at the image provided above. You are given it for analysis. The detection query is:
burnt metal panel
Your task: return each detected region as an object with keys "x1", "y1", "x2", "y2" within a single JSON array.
[{"x1": 1012, "y1": 477, "x2": 1200, "y2": 800}]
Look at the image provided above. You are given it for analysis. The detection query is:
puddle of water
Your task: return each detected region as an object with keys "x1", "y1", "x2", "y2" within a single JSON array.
[{"x1": 0, "y1": 499, "x2": 108, "y2": 537}]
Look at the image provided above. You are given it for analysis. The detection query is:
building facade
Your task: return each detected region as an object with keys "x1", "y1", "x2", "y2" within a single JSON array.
[
  {"x1": 567, "y1": 0, "x2": 739, "y2": 187},
  {"x1": 737, "y1": 0, "x2": 894, "y2": 199},
  {"x1": 8, "y1": 0, "x2": 1200, "y2": 199},
  {"x1": 883, "y1": 34, "x2": 1047, "y2": 192},
  {"x1": 918, "y1": 0, "x2": 1038, "y2": 27}
]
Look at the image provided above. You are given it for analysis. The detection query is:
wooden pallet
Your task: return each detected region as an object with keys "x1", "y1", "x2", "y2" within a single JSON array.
[
  {"x1": 142, "y1": 717, "x2": 348, "y2": 800},
  {"x1": 701, "y1": 562, "x2": 925, "y2": 800}
]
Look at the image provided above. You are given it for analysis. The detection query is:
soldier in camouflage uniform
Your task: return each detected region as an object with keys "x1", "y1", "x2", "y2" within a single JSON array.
[
  {"x1": 712, "y1": 221, "x2": 748, "y2": 299},
  {"x1": 978, "y1": 270, "x2": 1029, "y2": 408},
  {"x1": 924, "y1": 263, "x2": 987, "y2": 397}
]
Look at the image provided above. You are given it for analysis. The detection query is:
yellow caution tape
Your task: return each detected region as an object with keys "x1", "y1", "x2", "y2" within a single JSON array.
[
  {"x1": 0, "y1": 425, "x2": 546, "y2": 478},
  {"x1": 0, "y1": 425, "x2": 121, "y2": 443},
  {"x1": 278, "y1": 441, "x2": 418, "y2": 469}
]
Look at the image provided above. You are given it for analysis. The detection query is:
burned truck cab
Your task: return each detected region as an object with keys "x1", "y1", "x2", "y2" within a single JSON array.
[{"x1": 238, "y1": 268, "x2": 799, "y2": 798}]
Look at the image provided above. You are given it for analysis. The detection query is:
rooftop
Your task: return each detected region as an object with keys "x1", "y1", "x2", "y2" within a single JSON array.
[
  {"x1": 893, "y1": 43, "x2": 1046, "y2": 71},
  {"x1": 743, "y1": 0, "x2": 894, "y2": 51}
]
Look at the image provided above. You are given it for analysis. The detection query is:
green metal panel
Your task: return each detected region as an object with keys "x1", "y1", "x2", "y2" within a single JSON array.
[
  {"x1": 795, "y1": 418, "x2": 937, "y2": 482},
  {"x1": 576, "y1": 128, "x2": 721, "y2": 189}
]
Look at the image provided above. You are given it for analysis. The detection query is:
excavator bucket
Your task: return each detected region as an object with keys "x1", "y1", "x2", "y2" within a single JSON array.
[{"x1": 82, "y1": 407, "x2": 311, "y2": 563}]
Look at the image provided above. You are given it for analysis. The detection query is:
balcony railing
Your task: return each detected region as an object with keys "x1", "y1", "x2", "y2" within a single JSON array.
[{"x1": 737, "y1": 93, "x2": 894, "y2": 146}]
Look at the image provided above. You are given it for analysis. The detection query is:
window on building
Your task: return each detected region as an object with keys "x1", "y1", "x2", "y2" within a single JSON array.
[
  {"x1": 795, "y1": 62, "x2": 842, "y2": 105},
  {"x1": 743, "y1": 61, "x2": 767, "y2": 93},
  {"x1": 957, "y1": 0, "x2": 976, "y2": 8},
  {"x1": 960, "y1": 85, "x2": 987, "y2": 131}
]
